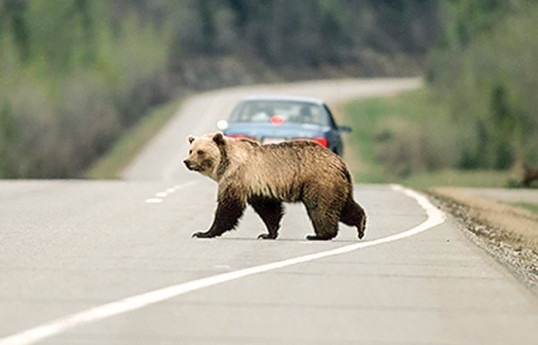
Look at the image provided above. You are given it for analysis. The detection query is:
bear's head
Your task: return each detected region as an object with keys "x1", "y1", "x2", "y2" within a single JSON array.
[{"x1": 183, "y1": 132, "x2": 226, "y2": 181}]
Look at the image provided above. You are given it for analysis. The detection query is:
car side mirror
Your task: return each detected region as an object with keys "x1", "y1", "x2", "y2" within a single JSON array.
[{"x1": 338, "y1": 126, "x2": 352, "y2": 133}]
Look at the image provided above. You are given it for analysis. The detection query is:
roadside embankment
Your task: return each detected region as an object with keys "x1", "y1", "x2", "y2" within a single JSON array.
[{"x1": 428, "y1": 187, "x2": 538, "y2": 293}]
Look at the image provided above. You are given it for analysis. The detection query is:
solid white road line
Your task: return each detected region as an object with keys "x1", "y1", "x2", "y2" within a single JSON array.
[{"x1": 0, "y1": 185, "x2": 445, "y2": 345}]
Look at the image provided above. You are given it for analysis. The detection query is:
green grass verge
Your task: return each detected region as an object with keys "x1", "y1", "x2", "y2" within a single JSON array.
[
  {"x1": 510, "y1": 202, "x2": 538, "y2": 216},
  {"x1": 399, "y1": 169, "x2": 516, "y2": 189},
  {"x1": 84, "y1": 99, "x2": 182, "y2": 179},
  {"x1": 339, "y1": 88, "x2": 517, "y2": 188},
  {"x1": 340, "y1": 88, "x2": 437, "y2": 183}
]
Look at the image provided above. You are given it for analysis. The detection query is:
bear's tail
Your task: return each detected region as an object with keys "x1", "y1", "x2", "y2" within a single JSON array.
[{"x1": 340, "y1": 197, "x2": 367, "y2": 239}]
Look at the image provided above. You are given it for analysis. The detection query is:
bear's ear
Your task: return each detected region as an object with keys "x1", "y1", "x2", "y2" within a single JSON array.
[
  {"x1": 213, "y1": 132, "x2": 226, "y2": 146},
  {"x1": 188, "y1": 135, "x2": 196, "y2": 144}
]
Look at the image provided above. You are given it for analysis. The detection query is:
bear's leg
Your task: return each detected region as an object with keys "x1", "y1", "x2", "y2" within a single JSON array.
[
  {"x1": 303, "y1": 201, "x2": 339, "y2": 241},
  {"x1": 339, "y1": 199, "x2": 367, "y2": 239},
  {"x1": 192, "y1": 192, "x2": 245, "y2": 238},
  {"x1": 249, "y1": 198, "x2": 283, "y2": 239}
]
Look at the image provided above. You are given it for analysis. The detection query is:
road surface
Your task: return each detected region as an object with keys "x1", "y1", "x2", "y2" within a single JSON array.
[{"x1": 1, "y1": 78, "x2": 537, "y2": 345}]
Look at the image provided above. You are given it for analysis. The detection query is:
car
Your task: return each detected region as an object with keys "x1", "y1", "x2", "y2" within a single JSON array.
[{"x1": 217, "y1": 96, "x2": 352, "y2": 156}]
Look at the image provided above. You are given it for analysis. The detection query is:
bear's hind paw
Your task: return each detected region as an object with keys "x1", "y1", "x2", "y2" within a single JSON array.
[
  {"x1": 257, "y1": 233, "x2": 277, "y2": 240},
  {"x1": 192, "y1": 231, "x2": 216, "y2": 239}
]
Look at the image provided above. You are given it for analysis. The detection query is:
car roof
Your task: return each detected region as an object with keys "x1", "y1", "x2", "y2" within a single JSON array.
[{"x1": 239, "y1": 95, "x2": 326, "y2": 105}]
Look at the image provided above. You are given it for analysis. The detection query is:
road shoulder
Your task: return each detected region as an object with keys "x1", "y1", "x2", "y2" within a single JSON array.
[{"x1": 427, "y1": 187, "x2": 538, "y2": 294}]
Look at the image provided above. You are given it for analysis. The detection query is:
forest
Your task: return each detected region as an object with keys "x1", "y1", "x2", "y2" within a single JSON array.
[
  {"x1": 0, "y1": 0, "x2": 536, "y2": 178},
  {"x1": 0, "y1": 0, "x2": 439, "y2": 178},
  {"x1": 427, "y1": 0, "x2": 538, "y2": 171},
  {"x1": 353, "y1": 0, "x2": 538, "y2": 180}
]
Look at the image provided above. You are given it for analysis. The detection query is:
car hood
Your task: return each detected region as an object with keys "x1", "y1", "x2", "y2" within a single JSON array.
[{"x1": 224, "y1": 123, "x2": 329, "y2": 139}]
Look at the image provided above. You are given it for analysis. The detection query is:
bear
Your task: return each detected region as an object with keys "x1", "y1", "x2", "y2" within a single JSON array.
[{"x1": 183, "y1": 132, "x2": 366, "y2": 240}]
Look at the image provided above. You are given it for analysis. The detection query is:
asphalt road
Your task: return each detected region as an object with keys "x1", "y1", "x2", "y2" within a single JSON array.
[{"x1": 1, "y1": 78, "x2": 537, "y2": 345}]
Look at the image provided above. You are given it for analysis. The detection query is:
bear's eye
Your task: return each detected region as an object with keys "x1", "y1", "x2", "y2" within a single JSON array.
[
  {"x1": 189, "y1": 150, "x2": 192, "y2": 155},
  {"x1": 197, "y1": 150, "x2": 204, "y2": 155}
]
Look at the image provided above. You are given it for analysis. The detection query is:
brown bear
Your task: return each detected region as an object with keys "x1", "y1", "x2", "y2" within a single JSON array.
[{"x1": 183, "y1": 132, "x2": 366, "y2": 240}]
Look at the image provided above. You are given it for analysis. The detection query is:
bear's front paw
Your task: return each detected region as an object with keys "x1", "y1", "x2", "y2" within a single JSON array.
[
  {"x1": 257, "y1": 233, "x2": 277, "y2": 240},
  {"x1": 192, "y1": 231, "x2": 215, "y2": 239},
  {"x1": 306, "y1": 234, "x2": 334, "y2": 241}
]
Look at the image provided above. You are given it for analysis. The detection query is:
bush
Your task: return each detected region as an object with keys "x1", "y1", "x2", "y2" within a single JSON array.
[
  {"x1": 0, "y1": 1, "x2": 170, "y2": 178},
  {"x1": 374, "y1": 114, "x2": 460, "y2": 177},
  {"x1": 427, "y1": 0, "x2": 538, "y2": 170},
  {"x1": 0, "y1": 0, "x2": 439, "y2": 178}
]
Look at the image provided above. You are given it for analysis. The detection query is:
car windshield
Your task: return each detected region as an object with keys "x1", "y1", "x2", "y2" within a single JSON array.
[{"x1": 230, "y1": 100, "x2": 329, "y2": 126}]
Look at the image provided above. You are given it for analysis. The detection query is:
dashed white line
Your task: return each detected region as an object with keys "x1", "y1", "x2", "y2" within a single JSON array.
[
  {"x1": 145, "y1": 198, "x2": 163, "y2": 204},
  {"x1": 0, "y1": 185, "x2": 445, "y2": 345},
  {"x1": 144, "y1": 181, "x2": 196, "y2": 204}
]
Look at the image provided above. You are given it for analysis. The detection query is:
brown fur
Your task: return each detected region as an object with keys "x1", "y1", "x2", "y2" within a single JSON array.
[
  {"x1": 184, "y1": 132, "x2": 366, "y2": 240},
  {"x1": 522, "y1": 165, "x2": 538, "y2": 187}
]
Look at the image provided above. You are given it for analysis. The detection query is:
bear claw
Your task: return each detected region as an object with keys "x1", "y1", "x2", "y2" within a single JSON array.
[
  {"x1": 257, "y1": 233, "x2": 277, "y2": 240},
  {"x1": 192, "y1": 231, "x2": 214, "y2": 238},
  {"x1": 306, "y1": 234, "x2": 334, "y2": 241}
]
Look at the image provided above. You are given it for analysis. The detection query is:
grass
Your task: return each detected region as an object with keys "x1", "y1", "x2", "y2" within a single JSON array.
[
  {"x1": 339, "y1": 88, "x2": 438, "y2": 183},
  {"x1": 84, "y1": 99, "x2": 182, "y2": 179},
  {"x1": 399, "y1": 169, "x2": 517, "y2": 189},
  {"x1": 338, "y1": 88, "x2": 517, "y2": 188},
  {"x1": 510, "y1": 202, "x2": 538, "y2": 216}
]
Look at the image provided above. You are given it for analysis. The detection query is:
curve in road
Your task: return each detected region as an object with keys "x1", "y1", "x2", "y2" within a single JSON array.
[
  {"x1": 2, "y1": 78, "x2": 537, "y2": 345},
  {"x1": 0, "y1": 185, "x2": 444, "y2": 345}
]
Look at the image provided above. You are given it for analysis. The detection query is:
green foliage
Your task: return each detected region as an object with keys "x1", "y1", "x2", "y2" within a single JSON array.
[
  {"x1": 428, "y1": 0, "x2": 538, "y2": 171},
  {"x1": 85, "y1": 100, "x2": 182, "y2": 179},
  {"x1": 510, "y1": 202, "x2": 538, "y2": 215},
  {"x1": 438, "y1": 0, "x2": 505, "y2": 47},
  {"x1": 343, "y1": 89, "x2": 458, "y2": 180},
  {"x1": 0, "y1": 0, "x2": 170, "y2": 178},
  {"x1": 180, "y1": 0, "x2": 439, "y2": 66},
  {"x1": 0, "y1": 0, "x2": 439, "y2": 178},
  {"x1": 342, "y1": 0, "x2": 538, "y2": 185},
  {"x1": 341, "y1": 89, "x2": 518, "y2": 188}
]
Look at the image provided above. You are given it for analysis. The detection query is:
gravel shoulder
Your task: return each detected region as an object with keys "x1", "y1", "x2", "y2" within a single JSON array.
[{"x1": 428, "y1": 187, "x2": 538, "y2": 293}]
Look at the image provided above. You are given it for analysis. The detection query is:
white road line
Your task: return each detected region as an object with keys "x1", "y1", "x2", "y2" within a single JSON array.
[
  {"x1": 144, "y1": 181, "x2": 197, "y2": 204},
  {"x1": 0, "y1": 185, "x2": 445, "y2": 345},
  {"x1": 145, "y1": 198, "x2": 163, "y2": 204}
]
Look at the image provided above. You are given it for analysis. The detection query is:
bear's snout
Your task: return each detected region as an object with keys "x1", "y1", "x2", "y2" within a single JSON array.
[
  {"x1": 183, "y1": 159, "x2": 193, "y2": 170},
  {"x1": 184, "y1": 159, "x2": 201, "y2": 172}
]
